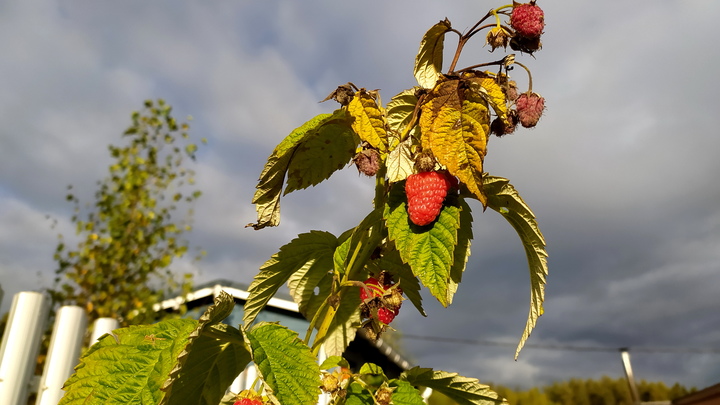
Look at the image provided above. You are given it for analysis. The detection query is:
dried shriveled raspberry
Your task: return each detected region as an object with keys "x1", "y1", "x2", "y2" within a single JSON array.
[
  {"x1": 516, "y1": 93, "x2": 545, "y2": 128},
  {"x1": 491, "y1": 111, "x2": 519, "y2": 137},
  {"x1": 353, "y1": 148, "x2": 381, "y2": 176},
  {"x1": 405, "y1": 171, "x2": 453, "y2": 226},
  {"x1": 510, "y1": 2, "x2": 545, "y2": 38}
]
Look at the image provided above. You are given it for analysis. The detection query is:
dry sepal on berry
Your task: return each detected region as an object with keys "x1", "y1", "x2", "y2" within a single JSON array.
[
  {"x1": 353, "y1": 146, "x2": 381, "y2": 176},
  {"x1": 405, "y1": 171, "x2": 456, "y2": 226},
  {"x1": 515, "y1": 92, "x2": 545, "y2": 128}
]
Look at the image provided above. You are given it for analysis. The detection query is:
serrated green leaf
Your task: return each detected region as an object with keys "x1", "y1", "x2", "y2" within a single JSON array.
[
  {"x1": 359, "y1": 362, "x2": 384, "y2": 376},
  {"x1": 483, "y1": 175, "x2": 548, "y2": 360},
  {"x1": 321, "y1": 286, "x2": 361, "y2": 357},
  {"x1": 447, "y1": 197, "x2": 473, "y2": 305},
  {"x1": 419, "y1": 79, "x2": 490, "y2": 206},
  {"x1": 400, "y1": 367, "x2": 507, "y2": 405},
  {"x1": 389, "y1": 380, "x2": 426, "y2": 405},
  {"x1": 60, "y1": 319, "x2": 198, "y2": 405},
  {"x1": 160, "y1": 292, "x2": 251, "y2": 405},
  {"x1": 319, "y1": 355, "x2": 350, "y2": 371},
  {"x1": 384, "y1": 182, "x2": 461, "y2": 307},
  {"x1": 246, "y1": 323, "x2": 321, "y2": 405},
  {"x1": 414, "y1": 19, "x2": 452, "y2": 89},
  {"x1": 348, "y1": 89, "x2": 388, "y2": 152},
  {"x1": 369, "y1": 247, "x2": 426, "y2": 317},
  {"x1": 245, "y1": 231, "x2": 339, "y2": 327},
  {"x1": 345, "y1": 382, "x2": 374, "y2": 405},
  {"x1": 249, "y1": 110, "x2": 357, "y2": 230}
]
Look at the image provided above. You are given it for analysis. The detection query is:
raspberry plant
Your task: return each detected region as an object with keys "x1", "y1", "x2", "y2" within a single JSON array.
[{"x1": 59, "y1": 2, "x2": 548, "y2": 405}]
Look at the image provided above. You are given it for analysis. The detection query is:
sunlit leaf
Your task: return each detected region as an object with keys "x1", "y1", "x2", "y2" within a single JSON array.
[
  {"x1": 348, "y1": 89, "x2": 388, "y2": 152},
  {"x1": 244, "y1": 231, "x2": 339, "y2": 327},
  {"x1": 400, "y1": 367, "x2": 507, "y2": 405},
  {"x1": 160, "y1": 292, "x2": 251, "y2": 405},
  {"x1": 483, "y1": 175, "x2": 548, "y2": 360},
  {"x1": 386, "y1": 135, "x2": 415, "y2": 183},
  {"x1": 246, "y1": 323, "x2": 321, "y2": 405},
  {"x1": 321, "y1": 286, "x2": 361, "y2": 357},
  {"x1": 414, "y1": 19, "x2": 452, "y2": 89},
  {"x1": 389, "y1": 380, "x2": 426, "y2": 405},
  {"x1": 386, "y1": 88, "x2": 420, "y2": 137},
  {"x1": 419, "y1": 78, "x2": 490, "y2": 206},
  {"x1": 60, "y1": 319, "x2": 198, "y2": 405},
  {"x1": 249, "y1": 110, "x2": 357, "y2": 229},
  {"x1": 384, "y1": 182, "x2": 462, "y2": 307},
  {"x1": 466, "y1": 74, "x2": 509, "y2": 125}
]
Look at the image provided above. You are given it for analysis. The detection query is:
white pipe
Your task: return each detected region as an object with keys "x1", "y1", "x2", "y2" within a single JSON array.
[
  {"x1": 0, "y1": 292, "x2": 50, "y2": 405},
  {"x1": 35, "y1": 306, "x2": 87, "y2": 405},
  {"x1": 89, "y1": 318, "x2": 119, "y2": 344}
]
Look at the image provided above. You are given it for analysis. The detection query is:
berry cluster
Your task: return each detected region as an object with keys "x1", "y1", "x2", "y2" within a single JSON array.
[
  {"x1": 405, "y1": 170, "x2": 457, "y2": 226},
  {"x1": 359, "y1": 272, "x2": 403, "y2": 340}
]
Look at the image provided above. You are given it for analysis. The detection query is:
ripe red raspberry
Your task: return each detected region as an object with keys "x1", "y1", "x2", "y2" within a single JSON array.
[
  {"x1": 510, "y1": 2, "x2": 545, "y2": 38},
  {"x1": 405, "y1": 171, "x2": 453, "y2": 226},
  {"x1": 377, "y1": 307, "x2": 397, "y2": 324},
  {"x1": 515, "y1": 92, "x2": 545, "y2": 128},
  {"x1": 234, "y1": 399, "x2": 261, "y2": 405}
]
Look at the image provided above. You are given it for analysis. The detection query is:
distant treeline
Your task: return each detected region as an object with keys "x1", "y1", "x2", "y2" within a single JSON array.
[{"x1": 429, "y1": 376, "x2": 696, "y2": 405}]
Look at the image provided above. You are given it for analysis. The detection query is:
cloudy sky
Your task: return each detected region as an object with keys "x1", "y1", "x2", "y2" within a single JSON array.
[{"x1": 2, "y1": 0, "x2": 719, "y2": 392}]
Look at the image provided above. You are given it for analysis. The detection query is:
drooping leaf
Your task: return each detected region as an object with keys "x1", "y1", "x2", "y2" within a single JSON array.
[
  {"x1": 348, "y1": 89, "x2": 388, "y2": 152},
  {"x1": 419, "y1": 79, "x2": 490, "y2": 206},
  {"x1": 244, "y1": 231, "x2": 339, "y2": 327},
  {"x1": 447, "y1": 197, "x2": 473, "y2": 305},
  {"x1": 160, "y1": 292, "x2": 251, "y2": 405},
  {"x1": 483, "y1": 175, "x2": 548, "y2": 360},
  {"x1": 384, "y1": 182, "x2": 462, "y2": 307},
  {"x1": 249, "y1": 110, "x2": 357, "y2": 229},
  {"x1": 368, "y1": 246, "x2": 426, "y2": 317},
  {"x1": 414, "y1": 19, "x2": 452, "y2": 89},
  {"x1": 389, "y1": 380, "x2": 427, "y2": 405},
  {"x1": 400, "y1": 367, "x2": 507, "y2": 405},
  {"x1": 60, "y1": 319, "x2": 198, "y2": 405},
  {"x1": 246, "y1": 322, "x2": 321, "y2": 405}
]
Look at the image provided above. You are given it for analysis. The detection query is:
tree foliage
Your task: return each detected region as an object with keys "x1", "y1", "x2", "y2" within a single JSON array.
[{"x1": 51, "y1": 99, "x2": 204, "y2": 326}]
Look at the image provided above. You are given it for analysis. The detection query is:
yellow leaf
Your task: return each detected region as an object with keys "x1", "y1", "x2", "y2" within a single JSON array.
[
  {"x1": 347, "y1": 90, "x2": 388, "y2": 152},
  {"x1": 466, "y1": 73, "x2": 509, "y2": 125},
  {"x1": 419, "y1": 79, "x2": 490, "y2": 206},
  {"x1": 414, "y1": 19, "x2": 452, "y2": 89}
]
